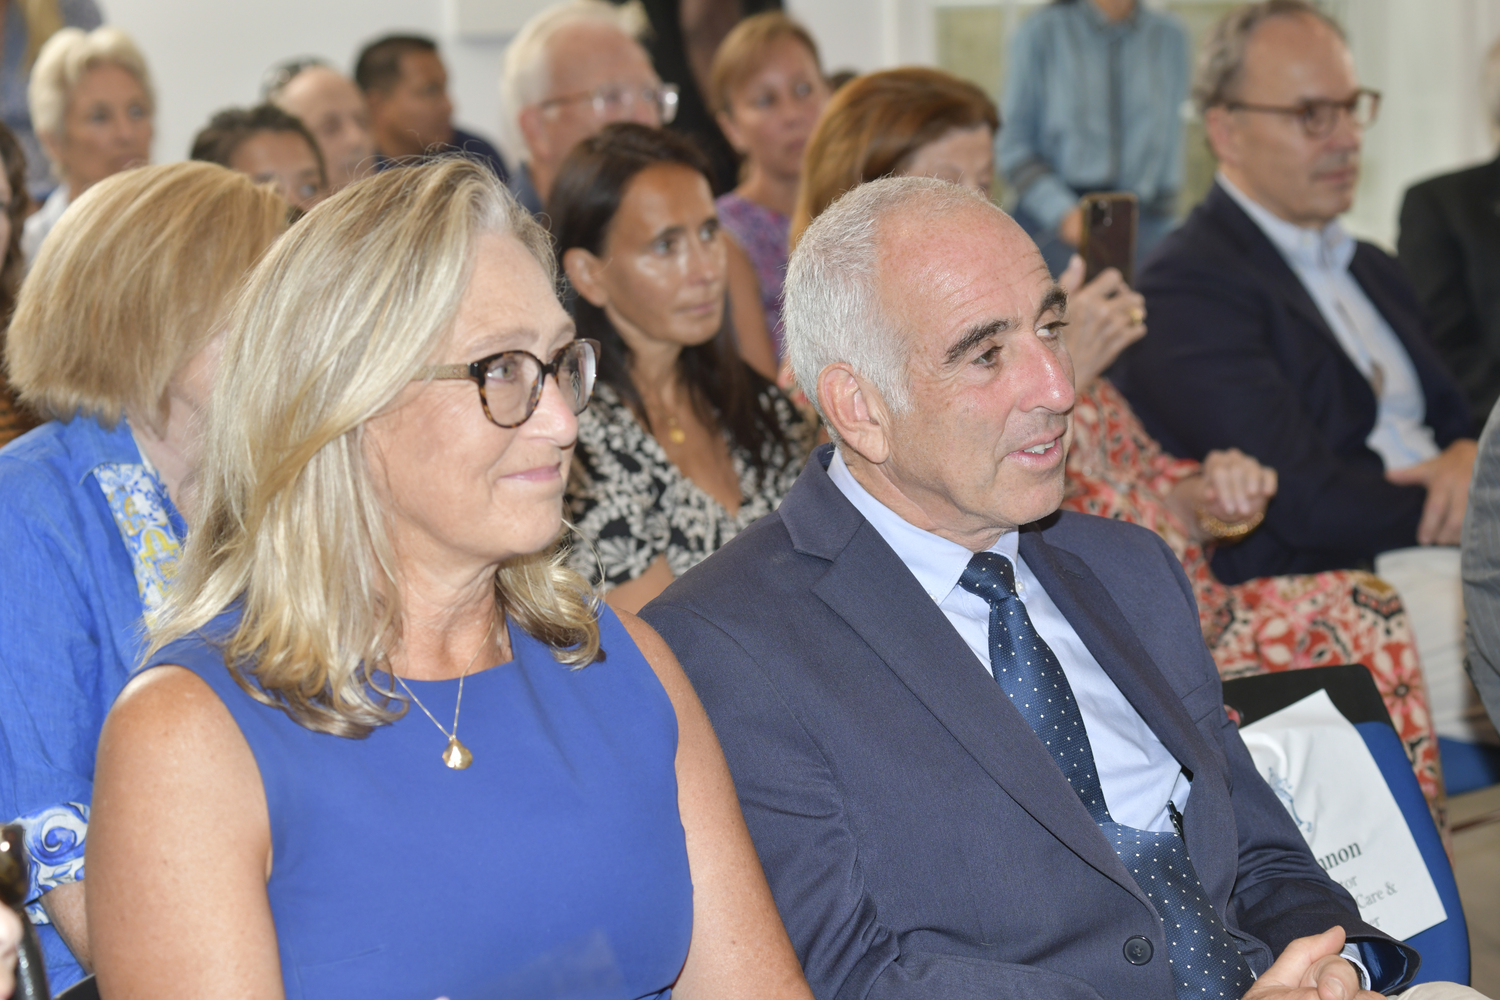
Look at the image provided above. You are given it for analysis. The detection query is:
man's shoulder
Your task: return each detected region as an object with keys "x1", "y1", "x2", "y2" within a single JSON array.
[
  {"x1": 1029, "y1": 509, "x2": 1182, "y2": 579},
  {"x1": 1139, "y1": 189, "x2": 1256, "y2": 288},
  {"x1": 1403, "y1": 157, "x2": 1499, "y2": 207}
]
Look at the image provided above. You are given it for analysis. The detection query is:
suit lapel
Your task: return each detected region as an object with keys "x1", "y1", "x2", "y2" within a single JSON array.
[
  {"x1": 1206, "y1": 184, "x2": 1367, "y2": 365},
  {"x1": 781, "y1": 456, "x2": 1145, "y2": 896},
  {"x1": 1019, "y1": 524, "x2": 1239, "y2": 896},
  {"x1": 809, "y1": 535, "x2": 1145, "y2": 896}
]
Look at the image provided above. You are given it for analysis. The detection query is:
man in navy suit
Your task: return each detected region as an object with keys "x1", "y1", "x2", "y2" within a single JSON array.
[
  {"x1": 640, "y1": 175, "x2": 1422, "y2": 999},
  {"x1": 1108, "y1": 1, "x2": 1492, "y2": 751}
]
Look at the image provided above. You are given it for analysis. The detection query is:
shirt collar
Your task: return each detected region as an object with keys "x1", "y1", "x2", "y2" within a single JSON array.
[
  {"x1": 1217, "y1": 171, "x2": 1354, "y2": 273},
  {"x1": 827, "y1": 448, "x2": 1019, "y2": 604},
  {"x1": 65, "y1": 414, "x2": 145, "y2": 486}
]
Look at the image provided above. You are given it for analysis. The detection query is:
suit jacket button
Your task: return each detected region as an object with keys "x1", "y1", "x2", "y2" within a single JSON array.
[{"x1": 1124, "y1": 936, "x2": 1154, "y2": 965}]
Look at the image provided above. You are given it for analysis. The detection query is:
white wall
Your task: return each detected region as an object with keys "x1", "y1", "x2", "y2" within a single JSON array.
[
  {"x1": 104, "y1": 0, "x2": 514, "y2": 170},
  {"x1": 100, "y1": 0, "x2": 1500, "y2": 249}
]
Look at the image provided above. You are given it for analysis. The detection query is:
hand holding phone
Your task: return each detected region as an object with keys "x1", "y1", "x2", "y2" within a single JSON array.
[{"x1": 1078, "y1": 192, "x2": 1139, "y2": 286}]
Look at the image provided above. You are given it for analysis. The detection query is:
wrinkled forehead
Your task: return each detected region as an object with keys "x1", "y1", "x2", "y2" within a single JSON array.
[
  {"x1": 546, "y1": 23, "x2": 657, "y2": 93},
  {"x1": 877, "y1": 203, "x2": 1054, "y2": 350}
]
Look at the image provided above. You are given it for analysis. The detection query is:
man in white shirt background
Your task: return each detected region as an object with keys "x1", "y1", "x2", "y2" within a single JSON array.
[{"x1": 1111, "y1": 0, "x2": 1495, "y2": 759}]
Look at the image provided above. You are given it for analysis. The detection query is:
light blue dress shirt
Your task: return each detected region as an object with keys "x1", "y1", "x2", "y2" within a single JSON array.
[
  {"x1": 827, "y1": 450, "x2": 1190, "y2": 832},
  {"x1": 998, "y1": 0, "x2": 1189, "y2": 232},
  {"x1": 1218, "y1": 173, "x2": 1440, "y2": 472}
]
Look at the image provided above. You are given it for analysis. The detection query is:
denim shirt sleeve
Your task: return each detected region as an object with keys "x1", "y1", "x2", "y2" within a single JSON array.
[
  {"x1": 998, "y1": 15, "x2": 1081, "y2": 233},
  {"x1": 0, "y1": 481, "x2": 105, "y2": 917}
]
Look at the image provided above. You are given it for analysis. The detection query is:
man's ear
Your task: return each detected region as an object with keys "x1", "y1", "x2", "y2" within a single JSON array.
[
  {"x1": 563, "y1": 247, "x2": 610, "y2": 308},
  {"x1": 518, "y1": 105, "x2": 549, "y2": 163},
  {"x1": 818, "y1": 363, "x2": 892, "y2": 466},
  {"x1": 1203, "y1": 105, "x2": 1238, "y2": 168}
]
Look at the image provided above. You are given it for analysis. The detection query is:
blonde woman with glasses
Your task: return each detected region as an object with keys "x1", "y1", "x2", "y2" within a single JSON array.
[{"x1": 86, "y1": 159, "x2": 812, "y2": 1000}]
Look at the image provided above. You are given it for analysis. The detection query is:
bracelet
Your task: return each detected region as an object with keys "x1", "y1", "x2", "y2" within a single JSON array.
[{"x1": 1196, "y1": 508, "x2": 1265, "y2": 543}]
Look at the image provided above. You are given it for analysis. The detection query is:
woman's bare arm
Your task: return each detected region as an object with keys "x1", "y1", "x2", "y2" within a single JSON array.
[
  {"x1": 618, "y1": 611, "x2": 813, "y2": 1000},
  {"x1": 88, "y1": 666, "x2": 282, "y2": 1000}
]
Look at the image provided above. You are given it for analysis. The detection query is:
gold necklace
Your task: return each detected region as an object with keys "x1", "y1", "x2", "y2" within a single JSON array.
[
  {"x1": 395, "y1": 623, "x2": 495, "y2": 770},
  {"x1": 663, "y1": 411, "x2": 686, "y2": 445}
]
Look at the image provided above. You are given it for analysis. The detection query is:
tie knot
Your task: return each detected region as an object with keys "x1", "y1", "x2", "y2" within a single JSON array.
[{"x1": 958, "y1": 551, "x2": 1017, "y2": 606}]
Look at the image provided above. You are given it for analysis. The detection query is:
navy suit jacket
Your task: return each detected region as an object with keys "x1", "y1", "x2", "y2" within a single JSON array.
[
  {"x1": 641, "y1": 447, "x2": 1413, "y2": 1000},
  {"x1": 1111, "y1": 181, "x2": 1471, "y2": 584}
]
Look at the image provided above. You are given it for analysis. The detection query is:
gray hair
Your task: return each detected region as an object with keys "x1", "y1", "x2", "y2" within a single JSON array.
[
  {"x1": 1192, "y1": 0, "x2": 1345, "y2": 115},
  {"x1": 784, "y1": 176, "x2": 999, "y2": 435},
  {"x1": 29, "y1": 26, "x2": 154, "y2": 152},
  {"x1": 498, "y1": 0, "x2": 648, "y2": 165}
]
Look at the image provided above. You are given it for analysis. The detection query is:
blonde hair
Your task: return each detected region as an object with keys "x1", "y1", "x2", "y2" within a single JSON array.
[
  {"x1": 7, "y1": 162, "x2": 287, "y2": 430},
  {"x1": 29, "y1": 26, "x2": 155, "y2": 146},
  {"x1": 708, "y1": 11, "x2": 822, "y2": 117},
  {"x1": 149, "y1": 158, "x2": 601, "y2": 739},
  {"x1": 498, "y1": 0, "x2": 648, "y2": 165}
]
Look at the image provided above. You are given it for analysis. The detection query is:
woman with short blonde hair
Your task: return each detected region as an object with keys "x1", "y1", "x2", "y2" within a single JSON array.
[
  {"x1": 87, "y1": 158, "x2": 813, "y2": 1000},
  {"x1": 22, "y1": 25, "x2": 154, "y2": 259},
  {"x1": 0, "y1": 161, "x2": 286, "y2": 993}
]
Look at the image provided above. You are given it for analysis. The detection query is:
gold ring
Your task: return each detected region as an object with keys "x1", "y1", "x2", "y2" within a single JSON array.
[{"x1": 1129, "y1": 307, "x2": 1145, "y2": 325}]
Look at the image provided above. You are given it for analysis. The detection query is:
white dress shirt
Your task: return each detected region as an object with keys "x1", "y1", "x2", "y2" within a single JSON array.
[
  {"x1": 828, "y1": 450, "x2": 1190, "y2": 832},
  {"x1": 1218, "y1": 173, "x2": 1439, "y2": 472}
]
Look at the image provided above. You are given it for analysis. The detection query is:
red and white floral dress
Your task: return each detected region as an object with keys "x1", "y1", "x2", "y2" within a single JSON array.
[{"x1": 1063, "y1": 379, "x2": 1446, "y2": 832}]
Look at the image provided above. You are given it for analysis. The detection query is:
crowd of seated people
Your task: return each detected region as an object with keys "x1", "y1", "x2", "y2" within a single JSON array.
[{"x1": 2, "y1": 0, "x2": 1500, "y2": 997}]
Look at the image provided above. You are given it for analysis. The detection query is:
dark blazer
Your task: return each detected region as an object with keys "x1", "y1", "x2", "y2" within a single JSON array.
[
  {"x1": 642, "y1": 447, "x2": 1412, "y2": 1000},
  {"x1": 1399, "y1": 156, "x2": 1500, "y2": 432},
  {"x1": 1111, "y1": 181, "x2": 1472, "y2": 585}
]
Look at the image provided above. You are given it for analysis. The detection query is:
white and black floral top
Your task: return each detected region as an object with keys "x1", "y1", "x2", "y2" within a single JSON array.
[{"x1": 566, "y1": 381, "x2": 816, "y2": 590}]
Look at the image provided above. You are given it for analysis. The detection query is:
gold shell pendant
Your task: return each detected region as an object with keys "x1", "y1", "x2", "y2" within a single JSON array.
[{"x1": 443, "y1": 736, "x2": 473, "y2": 770}]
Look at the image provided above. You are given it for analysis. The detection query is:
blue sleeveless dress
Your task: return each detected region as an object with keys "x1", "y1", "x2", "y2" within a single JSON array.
[{"x1": 144, "y1": 605, "x2": 693, "y2": 1000}]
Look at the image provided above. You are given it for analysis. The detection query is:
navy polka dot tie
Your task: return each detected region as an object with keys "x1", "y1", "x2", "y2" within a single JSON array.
[{"x1": 960, "y1": 551, "x2": 1256, "y2": 1000}]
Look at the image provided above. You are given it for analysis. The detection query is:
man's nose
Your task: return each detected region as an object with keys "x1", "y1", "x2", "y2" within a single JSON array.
[{"x1": 1017, "y1": 331, "x2": 1076, "y2": 413}]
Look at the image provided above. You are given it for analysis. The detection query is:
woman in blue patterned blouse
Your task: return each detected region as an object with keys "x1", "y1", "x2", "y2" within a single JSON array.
[{"x1": 0, "y1": 162, "x2": 287, "y2": 990}]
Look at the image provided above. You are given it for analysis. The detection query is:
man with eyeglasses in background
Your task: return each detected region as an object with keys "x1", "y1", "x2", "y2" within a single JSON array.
[
  {"x1": 1111, "y1": 0, "x2": 1495, "y2": 768},
  {"x1": 499, "y1": 0, "x2": 677, "y2": 215},
  {"x1": 354, "y1": 34, "x2": 509, "y2": 182},
  {"x1": 262, "y1": 58, "x2": 377, "y2": 193}
]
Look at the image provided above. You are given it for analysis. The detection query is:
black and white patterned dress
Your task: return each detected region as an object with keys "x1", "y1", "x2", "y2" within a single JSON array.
[{"x1": 566, "y1": 381, "x2": 816, "y2": 590}]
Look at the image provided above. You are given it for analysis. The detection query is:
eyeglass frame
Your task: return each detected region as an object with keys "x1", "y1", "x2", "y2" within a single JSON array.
[
  {"x1": 536, "y1": 82, "x2": 680, "y2": 125},
  {"x1": 418, "y1": 338, "x2": 600, "y2": 428},
  {"x1": 1219, "y1": 87, "x2": 1381, "y2": 138}
]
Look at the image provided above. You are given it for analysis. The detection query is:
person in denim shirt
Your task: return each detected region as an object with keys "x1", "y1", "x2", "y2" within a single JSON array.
[
  {"x1": 0, "y1": 162, "x2": 286, "y2": 990},
  {"x1": 998, "y1": 0, "x2": 1188, "y2": 275}
]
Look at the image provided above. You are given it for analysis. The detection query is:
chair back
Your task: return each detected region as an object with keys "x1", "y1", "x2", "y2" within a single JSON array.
[{"x1": 1222, "y1": 664, "x2": 1469, "y2": 986}]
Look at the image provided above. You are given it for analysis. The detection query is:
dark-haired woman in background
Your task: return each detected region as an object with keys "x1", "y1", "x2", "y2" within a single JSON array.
[
  {"x1": 551, "y1": 123, "x2": 815, "y2": 612},
  {"x1": 0, "y1": 121, "x2": 34, "y2": 446},
  {"x1": 190, "y1": 103, "x2": 328, "y2": 214}
]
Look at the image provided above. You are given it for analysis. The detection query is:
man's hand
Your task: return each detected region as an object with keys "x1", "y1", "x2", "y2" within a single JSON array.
[
  {"x1": 1243, "y1": 926, "x2": 1381, "y2": 1000},
  {"x1": 1056, "y1": 256, "x2": 1147, "y2": 390},
  {"x1": 1385, "y1": 439, "x2": 1478, "y2": 546}
]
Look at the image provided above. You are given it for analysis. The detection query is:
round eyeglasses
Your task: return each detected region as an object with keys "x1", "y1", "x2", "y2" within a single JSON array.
[
  {"x1": 419, "y1": 339, "x2": 599, "y2": 428},
  {"x1": 1222, "y1": 88, "x2": 1380, "y2": 139},
  {"x1": 537, "y1": 83, "x2": 680, "y2": 125}
]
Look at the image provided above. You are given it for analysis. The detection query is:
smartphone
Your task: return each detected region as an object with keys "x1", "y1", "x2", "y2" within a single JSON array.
[{"x1": 1079, "y1": 192, "x2": 1139, "y2": 286}]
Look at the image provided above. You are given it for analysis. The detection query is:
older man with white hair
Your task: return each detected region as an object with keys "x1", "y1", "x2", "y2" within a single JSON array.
[
  {"x1": 499, "y1": 0, "x2": 676, "y2": 215},
  {"x1": 631, "y1": 174, "x2": 1496, "y2": 1000}
]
